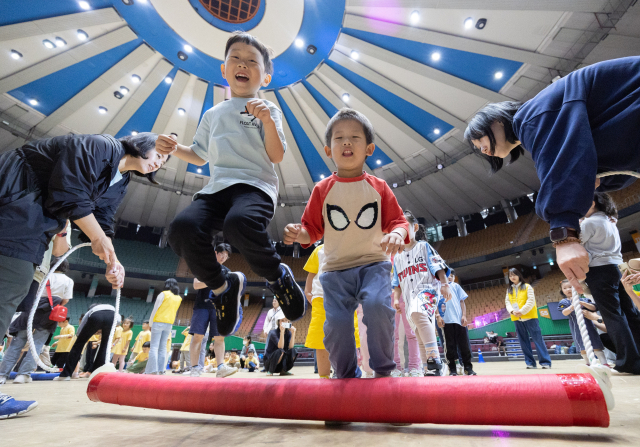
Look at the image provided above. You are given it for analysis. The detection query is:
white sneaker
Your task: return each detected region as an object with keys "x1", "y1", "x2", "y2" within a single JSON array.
[
  {"x1": 52, "y1": 376, "x2": 70, "y2": 381},
  {"x1": 390, "y1": 369, "x2": 403, "y2": 378},
  {"x1": 456, "y1": 365, "x2": 464, "y2": 376},
  {"x1": 408, "y1": 368, "x2": 423, "y2": 378},
  {"x1": 216, "y1": 364, "x2": 238, "y2": 378},
  {"x1": 541, "y1": 365, "x2": 551, "y2": 369},
  {"x1": 190, "y1": 367, "x2": 203, "y2": 377},
  {"x1": 12, "y1": 375, "x2": 32, "y2": 384},
  {"x1": 0, "y1": 376, "x2": 6, "y2": 385},
  {"x1": 361, "y1": 371, "x2": 375, "y2": 379}
]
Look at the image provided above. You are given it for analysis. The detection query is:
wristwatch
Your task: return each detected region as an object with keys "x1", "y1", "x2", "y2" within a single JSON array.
[{"x1": 549, "y1": 227, "x2": 579, "y2": 243}]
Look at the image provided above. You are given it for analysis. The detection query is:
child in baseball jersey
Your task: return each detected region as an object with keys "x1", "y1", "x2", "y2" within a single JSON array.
[
  {"x1": 392, "y1": 210, "x2": 451, "y2": 377},
  {"x1": 284, "y1": 108, "x2": 409, "y2": 379}
]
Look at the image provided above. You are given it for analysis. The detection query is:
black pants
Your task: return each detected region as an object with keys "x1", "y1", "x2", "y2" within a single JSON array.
[
  {"x1": 61, "y1": 310, "x2": 114, "y2": 377},
  {"x1": 600, "y1": 333, "x2": 616, "y2": 354},
  {"x1": 586, "y1": 264, "x2": 640, "y2": 374},
  {"x1": 51, "y1": 352, "x2": 69, "y2": 369},
  {"x1": 264, "y1": 348, "x2": 297, "y2": 374},
  {"x1": 442, "y1": 323, "x2": 473, "y2": 370},
  {"x1": 83, "y1": 343, "x2": 98, "y2": 372},
  {"x1": 168, "y1": 184, "x2": 281, "y2": 289}
]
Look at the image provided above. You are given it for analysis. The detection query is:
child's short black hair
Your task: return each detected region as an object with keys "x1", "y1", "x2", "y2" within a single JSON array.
[
  {"x1": 464, "y1": 101, "x2": 524, "y2": 173},
  {"x1": 560, "y1": 279, "x2": 570, "y2": 297},
  {"x1": 142, "y1": 341, "x2": 150, "y2": 348},
  {"x1": 325, "y1": 108, "x2": 375, "y2": 147},
  {"x1": 593, "y1": 192, "x2": 618, "y2": 219},
  {"x1": 118, "y1": 132, "x2": 166, "y2": 184},
  {"x1": 64, "y1": 316, "x2": 71, "y2": 322},
  {"x1": 164, "y1": 278, "x2": 180, "y2": 295},
  {"x1": 215, "y1": 243, "x2": 232, "y2": 255},
  {"x1": 50, "y1": 257, "x2": 69, "y2": 274},
  {"x1": 143, "y1": 320, "x2": 149, "y2": 325},
  {"x1": 225, "y1": 32, "x2": 274, "y2": 75},
  {"x1": 403, "y1": 210, "x2": 427, "y2": 241}
]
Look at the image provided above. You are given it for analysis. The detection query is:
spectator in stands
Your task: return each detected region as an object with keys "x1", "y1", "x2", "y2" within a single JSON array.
[
  {"x1": 240, "y1": 336, "x2": 257, "y2": 368},
  {"x1": 51, "y1": 316, "x2": 75, "y2": 369},
  {"x1": 55, "y1": 304, "x2": 121, "y2": 380},
  {"x1": 505, "y1": 268, "x2": 552, "y2": 369},
  {"x1": 146, "y1": 279, "x2": 182, "y2": 375},
  {"x1": 558, "y1": 279, "x2": 607, "y2": 366},
  {"x1": 111, "y1": 317, "x2": 133, "y2": 372},
  {"x1": 190, "y1": 243, "x2": 239, "y2": 378},
  {"x1": 128, "y1": 321, "x2": 151, "y2": 368},
  {"x1": 263, "y1": 297, "x2": 280, "y2": 337},
  {"x1": 485, "y1": 330, "x2": 506, "y2": 356},
  {"x1": 264, "y1": 314, "x2": 297, "y2": 376},
  {"x1": 127, "y1": 342, "x2": 150, "y2": 374},
  {"x1": 580, "y1": 193, "x2": 640, "y2": 374},
  {"x1": 179, "y1": 327, "x2": 192, "y2": 372},
  {"x1": 464, "y1": 57, "x2": 640, "y2": 295}
]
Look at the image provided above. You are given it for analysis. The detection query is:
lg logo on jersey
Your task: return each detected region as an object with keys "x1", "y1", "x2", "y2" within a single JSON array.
[{"x1": 327, "y1": 202, "x2": 378, "y2": 231}]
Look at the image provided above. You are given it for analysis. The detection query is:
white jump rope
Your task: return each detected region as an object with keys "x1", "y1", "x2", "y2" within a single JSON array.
[{"x1": 26, "y1": 242, "x2": 121, "y2": 376}]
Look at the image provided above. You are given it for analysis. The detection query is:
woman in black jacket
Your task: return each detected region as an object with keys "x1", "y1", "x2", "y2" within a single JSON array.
[{"x1": 0, "y1": 132, "x2": 169, "y2": 342}]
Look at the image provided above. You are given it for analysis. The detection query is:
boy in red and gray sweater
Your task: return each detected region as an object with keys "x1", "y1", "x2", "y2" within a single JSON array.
[{"x1": 284, "y1": 108, "x2": 408, "y2": 378}]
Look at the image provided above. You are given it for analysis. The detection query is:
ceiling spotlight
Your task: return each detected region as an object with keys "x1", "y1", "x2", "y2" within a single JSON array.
[
  {"x1": 196, "y1": 168, "x2": 202, "y2": 174},
  {"x1": 164, "y1": 77, "x2": 172, "y2": 84},
  {"x1": 376, "y1": 159, "x2": 381, "y2": 165},
  {"x1": 410, "y1": 10, "x2": 420, "y2": 25},
  {"x1": 392, "y1": 183, "x2": 398, "y2": 188},
  {"x1": 280, "y1": 202, "x2": 286, "y2": 208},
  {"x1": 184, "y1": 44, "x2": 193, "y2": 53},
  {"x1": 42, "y1": 39, "x2": 55, "y2": 49},
  {"x1": 178, "y1": 108, "x2": 186, "y2": 116},
  {"x1": 437, "y1": 163, "x2": 444, "y2": 170},
  {"x1": 78, "y1": 1, "x2": 91, "y2": 10},
  {"x1": 120, "y1": 86, "x2": 129, "y2": 96},
  {"x1": 307, "y1": 45, "x2": 317, "y2": 54},
  {"x1": 113, "y1": 90, "x2": 123, "y2": 99},
  {"x1": 350, "y1": 50, "x2": 359, "y2": 60},
  {"x1": 98, "y1": 106, "x2": 107, "y2": 114},
  {"x1": 342, "y1": 93, "x2": 350, "y2": 102},
  {"x1": 434, "y1": 128, "x2": 440, "y2": 135},
  {"x1": 138, "y1": 0, "x2": 148, "y2": 3},
  {"x1": 406, "y1": 179, "x2": 412, "y2": 185},
  {"x1": 122, "y1": 0, "x2": 134, "y2": 5},
  {"x1": 533, "y1": 265, "x2": 537, "y2": 269},
  {"x1": 131, "y1": 74, "x2": 141, "y2": 83},
  {"x1": 494, "y1": 71, "x2": 504, "y2": 80},
  {"x1": 551, "y1": 75, "x2": 562, "y2": 83},
  {"x1": 476, "y1": 18, "x2": 487, "y2": 29},
  {"x1": 549, "y1": 260, "x2": 554, "y2": 266},
  {"x1": 295, "y1": 38, "x2": 304, "y2": 48},
  {"x1": 55, "y1": 37, "x2": 67, "y2": 47},
  {"x1": 464, "y1": 17, "x2": 474, "y2": 29},
  {"x1": 28, "y1": 98, "x2": 39, "y2": 106},
  {"x1": 320, "y1": 174, "x2": 325, "y2": 179},
  {"x1": 10, "y1": 50, "x2": 22, "y2": 60},
  {"x1": 431, "y1": 52, "x2": 441, "y2": 61},
  {"x1": 131, "y1": 130, "x2": 138, "y2": 135},
  {"x1": 77, "y1": 29, "x2": 88, "y2": 41},
  {"x1": 175, "y1": 190, "x2": 182, "y2": 195},
  {"x1": 177, "y1": 51, "x2": 188, "y2": 61}
]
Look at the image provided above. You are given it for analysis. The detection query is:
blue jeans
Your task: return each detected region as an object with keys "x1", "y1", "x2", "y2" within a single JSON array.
[
  {"x1": 0, "y1": 329, "x2": 49, "y2": 378},
  {"x1": 514, "y1": 319, "x2": 552, "y2": 367},
  {"x1": 145, "y1": 322, "x2": 172, "y2": 374},
  {"x1": 198, "y1": 331, "x2": 209, "y2": 368},
  {"x1": 321, "y1": 262, "x2": 396, "y2": 378}
]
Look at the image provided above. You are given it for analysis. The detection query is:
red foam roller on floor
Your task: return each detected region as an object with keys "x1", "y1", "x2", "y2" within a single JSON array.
[{"x1": 87, "y1": 373, "x2": 609, "y2": 427}]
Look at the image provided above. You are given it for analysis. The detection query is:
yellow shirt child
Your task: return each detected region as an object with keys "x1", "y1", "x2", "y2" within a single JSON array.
[
  {"x1": 132, "y1": 329, "x2": 151, "y2": 355},
  {"x1": 55, "y1": 324, "x2": 76, "y2": 353},
  {"x1": 110, "y1": 326, "x2": 123, "y2": 354}
]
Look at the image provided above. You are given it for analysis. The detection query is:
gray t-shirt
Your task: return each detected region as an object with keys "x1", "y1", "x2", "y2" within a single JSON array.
[
  {"x1": 580, "y1": 212, "x2": 623, "y2": 267},
  {"x1": 190, "y1": 97, "x2": 286, "y2": 209}
]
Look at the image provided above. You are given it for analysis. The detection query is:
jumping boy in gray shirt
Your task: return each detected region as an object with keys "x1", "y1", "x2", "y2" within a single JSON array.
[{"x1": 157, "y1": 32, "x2": 306, "y2": 336}]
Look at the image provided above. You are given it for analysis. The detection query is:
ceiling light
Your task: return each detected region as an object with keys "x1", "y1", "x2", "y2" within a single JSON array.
[
  {"x1": 350, "y1": 50, "x2": 359, "y2": 60},
  {"x1": 118, "y1": 86, "x2": 129, "y2": 96},
  {"x1": 131, "y1": 130, "x2": 138, "y2": 135},
  {"x1": 184, "y1": 44, "x2": 193, "y2": 53},
  {"x1": 342, "y1": 93, "x2": 350, "y2": 102},
  {"x1": 178, "y1": 108, "x2": 185, "y2": 115},
  {"x1": 78, "y1": 1, "x2": 91, "y2": 10},
  {"x1": 431, "y1": 52, "x2": 441, "y2": 61},
  {"x1": 320, "y1": 174, "x2": 325, "y2": 179},
  {"x1": 280, "y1": 202, "x2": 286, "y2": 208},
  {"x1": 176, "y1": 190, "x2": 182, "y2": 195},
  {"x1": 177, "y1": 51, "x2": 188, "y2": 61},
  {"x1": 437, "y1": 163, "x2": 443, "y2": 170},
  {"x1": 464, "y1": 18, "x2": 474, "y2": 29},
  {"x1": 533, "y1": 265, "x2": 537, "y2": 269},
  {"x1": 42, "y1": 39, "x2": 55, "y2": 49},
  {"x1": 122, "y1": 0, "x2": 134, "y2": 5},
  {"x1": 138, "y1": 0, "x2": 148, "y2": 3},
  {"x1": 549, "y1": 260, "x2": 554, "y2": 266},
  {"x1": 307, "y1": 45, "x2": 317, "y2": 54},
  {"x1": 113, "y1": 90, "x2": 123, "y2": 99},
  {"x1": 77, "y1": 29, "x2": 88, "y2": 41},
  {"x1": 55, "y1": 37, "x2": 67, "y2": 47},
  {"x1": 494, "y1": 71, "x2": 504, "y2": 80},
  {"x1": 164, "y1": 77, "x2": 172, "y2": 84},
  {"x1": 29, "y1": 99, "x2": 39, "y2": 106},
  {"x1": 376, "y1": 159, "x2": 381, "y2": 165},
  {"x1": 410, "y1": 10, "x2": 420, "y2": 25},
  {"x1": 392, "y1": 183, "x2": 398, "y2": 188},
  {"x1": 98, "y1": 106, "x2": 107, "y2": 114},
  {"x1": 295, "y1": 38, "x2": 304, "y2": 48},
  {"x1": 551, "y1": 75, "x2": 562, "y2": 83},
  {"x1": 406, "y1": 179, "x2": 412, "y2": 185},
  {"x1": 131, "y1": 74, "x2": 141, "y2": 83},
  {"x1": 197, "y1": 168, "x2": 202, "y2": 174},
  {"x1": 434, "y1": 128, "x2": 440, "y2": 135},
  {"x1": 476, "y1": 18, "x2": 487, "y2": 30},
  {"x1": 10, "y1": 50, "x2": 22, "y2": 60}
]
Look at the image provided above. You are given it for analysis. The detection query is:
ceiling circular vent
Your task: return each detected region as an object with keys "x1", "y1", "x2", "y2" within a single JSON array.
[{"x1": 198, "y1": 0, "x2": 261, "y2": 24}]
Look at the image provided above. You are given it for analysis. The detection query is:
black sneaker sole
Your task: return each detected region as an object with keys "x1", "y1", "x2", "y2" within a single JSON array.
[
  {"x1": 271, "y1": 264, "x2": 306, "y2": 321},
  {"x1": 216, "y1": 272, "x2": 246, "y2": 336}
]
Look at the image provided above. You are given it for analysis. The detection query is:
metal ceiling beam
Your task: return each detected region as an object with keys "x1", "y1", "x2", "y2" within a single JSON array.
[
  {"x1": 0, "y1": 7, "x2": 123, "y2": 41},
  {"x1": 34, "y1": 44, "x2": 156, "y2": 135},
  {"x1": 346, "y1": 0, "x2": 610, "y2": 12},
  {"x1": 0, "y1": 25, "x2": 138, "y2": 94},
  {"x1": 337, "y1": 33, "x2": 511, "y2": 103},
  {"x1": 330, "y1": 49, "x2": 468, "y2": 131},
  {"x1": 102, "y1": 58, "x2": 173, "y2": 136},
  {"x1": 343, "y1": 14, "x2": 564, "y2": 68}
]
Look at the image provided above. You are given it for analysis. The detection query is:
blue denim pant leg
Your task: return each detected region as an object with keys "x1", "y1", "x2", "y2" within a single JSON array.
[
  {"x1": 0, "y1": 330, "x2": 29, "y2": 378},
  {"x1": 146, "y1": 322, "x2": 172, "y2": 373},
  {"x1": 17, "y1": 329, "x2": 49, "y2": 376},
  {"x1": 514, "y1": 320, "x2": 536, "y2": 367},
  {"x1": 524, "y1": 319, "x2": 552, "y2": 366},
  {"x1": 198, "y1": 331, "x2": 209, "y2": 368}
]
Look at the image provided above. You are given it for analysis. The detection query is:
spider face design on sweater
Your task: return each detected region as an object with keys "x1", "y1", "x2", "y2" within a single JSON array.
[{"x1": 326, "y1": 201, "x2": 378, "y2": 231}]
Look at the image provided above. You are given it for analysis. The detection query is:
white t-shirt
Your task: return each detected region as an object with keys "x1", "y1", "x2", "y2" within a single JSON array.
[
  {"x1": 41, "y1": 272, "x2": 74, "y2": 301},
  {"x1": 190, "y1": 97, "x2": 287, "y2": 211},
  {"x1": 263, "y1": 307, "x2": 280, "y2": 333}
]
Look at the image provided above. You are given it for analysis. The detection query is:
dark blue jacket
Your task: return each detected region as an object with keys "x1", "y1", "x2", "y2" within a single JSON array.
[{"x1": 513, "y1": 56, "x2": 640, "y2": 230}]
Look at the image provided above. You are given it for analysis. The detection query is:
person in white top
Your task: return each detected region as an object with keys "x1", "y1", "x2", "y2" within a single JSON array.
[
  {"x1": 263, "y1": 298, "x2": 280, "y2": 336},
  {"x1": 40, "y1": 258, "x2": 74, "y2": 305}
]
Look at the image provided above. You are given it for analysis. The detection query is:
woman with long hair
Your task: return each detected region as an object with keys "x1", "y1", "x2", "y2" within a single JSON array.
[
  {"x1": 146, "y1": 279, "x2": 182, "y2": 374},
  {"x1": 505, "y1": 268, "x2": 551, "y2": 369}
]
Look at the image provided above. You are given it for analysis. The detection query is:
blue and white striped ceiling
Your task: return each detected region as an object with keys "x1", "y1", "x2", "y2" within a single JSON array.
[{"x1": 2, "y1": 0, "x2": 633, "y2": 241}]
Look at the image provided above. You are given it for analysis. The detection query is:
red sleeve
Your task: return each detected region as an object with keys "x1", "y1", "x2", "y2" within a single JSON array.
[
  {"x1": 366, "y1": 175, "x2": 410, "y2": 244},
  {"x1": 300, "y1": 179, "x2": 332, "y2": 248}
]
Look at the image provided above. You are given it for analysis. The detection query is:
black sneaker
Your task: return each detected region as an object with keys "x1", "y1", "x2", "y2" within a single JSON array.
[
  {"x1": 449, "y1": 371, "x2": 458, "y2": 376},
  {"x1": 267, "y1": 264, "x2": 306, "y2": 321},
  {"x1": 213, "y1": 271, "x2": 246, "y2": 336},
  {"x1": 464, "y1": 368, "x2": 477, "y2": 376},
  {"x1": 425, "y1": 358, "x2": 444, "y2": 376}
]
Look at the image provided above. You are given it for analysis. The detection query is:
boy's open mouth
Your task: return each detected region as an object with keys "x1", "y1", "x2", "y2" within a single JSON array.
[
  {"x1": 342, "y1": 149, "x2": 353, "y2": 157},
  {"x1": 235, "y1": 73, "x2": 249, "y2": 83}
]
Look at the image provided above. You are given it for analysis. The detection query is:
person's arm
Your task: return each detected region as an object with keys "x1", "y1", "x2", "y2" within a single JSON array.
[
  {"x1": 182, "y1": 328, "x2": 189, "y2": 336},
  {"x1": 519, "y1": 285, "x2": 537, "y2": 315},
  {"x1": 581, "y1": 301, "x2": 597, "y2": 311},
  {"x1": 460, "y1": 300, "x2": 467, "y2": 327},
  {"x1": 193, "y1": 278, "x2": 208, "y2": 290},
  {"x1": 149, "y1": 293, "x2": 165, "y2": 327},
  {"x1": 155, "y1": 135, "x2": 207, "y2": 166},
  {"x1": 277, "y1": 328, "x2": 285, "y2": 350},
  {"x1": 392, "y1": 287, "x2": 402, "y2": 313},
  {"x1": 263, "y1": 310, "x2": 273, "y2": 335},
  {"x1": 304, "y1": 272, "x2": 315, "y2": 304},
  {"x1": 562, "y1": 306, "x2": 574, "y2": 316},
  {"x1": 620, "y1": 275, "x2": 640, "y2": 310},
  {"x1": 505, "y1": 291, "x2": 514, "y2": 314},
  {"x1": 52, "y1": 224, "x2": 70, "y2": 257},
  {"x1": 246, "y1": 100, "x2": 286, "y2": 164},
  {"x1": 288, "y1": 327, "x2": 296, "y2": 350}
]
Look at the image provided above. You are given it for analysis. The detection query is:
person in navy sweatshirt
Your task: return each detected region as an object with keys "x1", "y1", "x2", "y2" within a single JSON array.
[{"x1": 465, "y1": 56, "x2": 640, "y2": 295}]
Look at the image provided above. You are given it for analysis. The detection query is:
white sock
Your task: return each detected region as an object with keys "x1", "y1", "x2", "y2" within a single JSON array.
[
  {"x1": 581, "y1": 352, "x2": 589, "y2": 364},
  {"x1": 212, "y1": 281, "x2": 228, "y2": 296},
  {"x1": 595, "y1": 351, "x2": 607, "y2": 365}
]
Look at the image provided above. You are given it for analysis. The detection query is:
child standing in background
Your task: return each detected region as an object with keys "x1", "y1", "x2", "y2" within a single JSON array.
[
  {"x1": 111, "y1": 318, "x2": 133, "y2": 372},
  {"x1": 51, "y1": 316, "x2": 75, "y2": 369},
  {"x1": 180, "y1": 327, "x2": 192, "y2": 372},
  {"x1": 128, "y1": 320, "x2": 151, "y2": 368}
]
